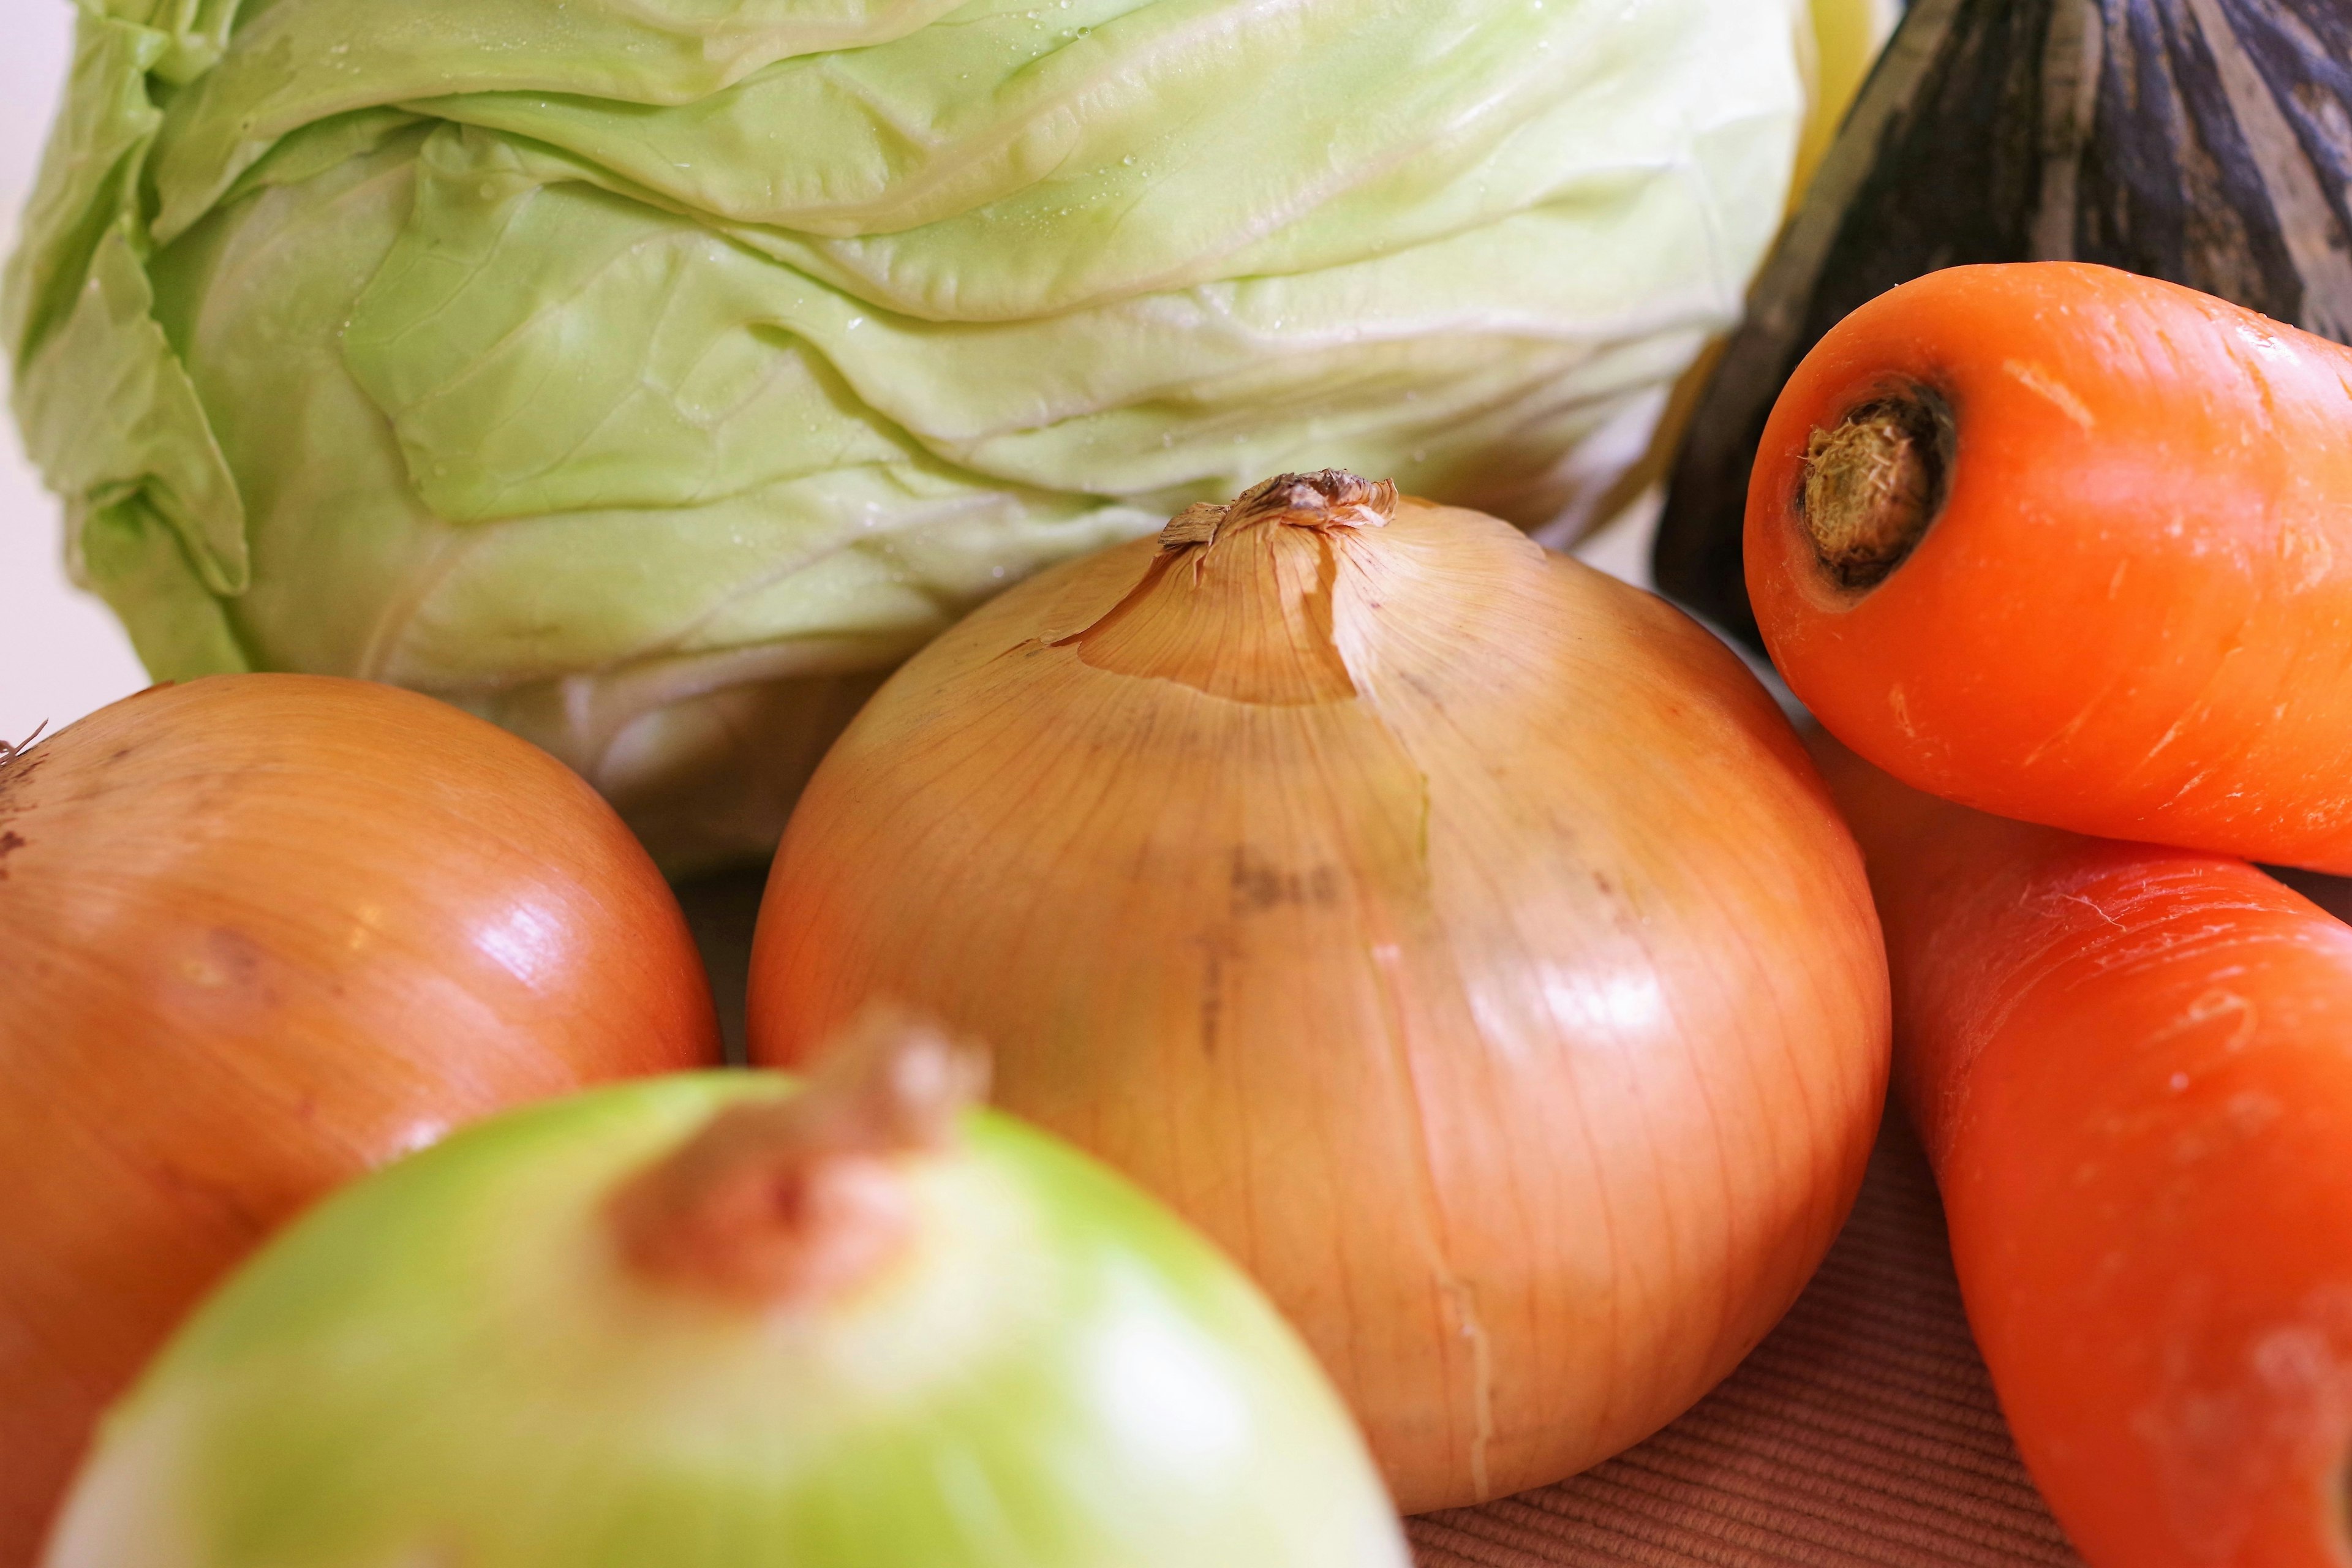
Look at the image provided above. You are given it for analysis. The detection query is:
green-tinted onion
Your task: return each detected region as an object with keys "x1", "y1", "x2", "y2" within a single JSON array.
[{"x1": 43, "y1": 1014, "x2": 1407, "y2": 1568}]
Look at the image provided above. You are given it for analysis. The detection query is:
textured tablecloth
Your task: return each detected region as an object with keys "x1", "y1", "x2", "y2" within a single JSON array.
[
  {"x1": 678, "y1": 870, "x2": 2084, "y2": 1568},
  {"x1": 1409, "y1": 1119, "x2": 2081, "y2": 1567}
]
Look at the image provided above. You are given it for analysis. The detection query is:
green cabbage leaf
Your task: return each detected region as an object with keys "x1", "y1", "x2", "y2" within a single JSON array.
[{"x1": 9, "y1": 0, "x2": 1808, "y2": 867}]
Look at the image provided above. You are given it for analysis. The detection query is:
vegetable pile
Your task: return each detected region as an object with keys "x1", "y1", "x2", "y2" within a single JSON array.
[
  {"x1": 9, "y1": 467, "x2": 1892, "y2": 1559},
  {"x1": 1743, "y1": 260, "x2": 2352, "y2": 1568},
  {"x1": 44, "y1": 1012, "x2": 1410, "y2": 1568},
  {"x1": 6, "y1": 4, "x2": 1904, "y2": 1558},
  {"x1": 7, "y1": 455, "x2": 1903, "y2": 1562},
  {"x1": 4, "y1": 0, "x2": 1817, "y2": 869},
  {"x1": 6, "y1": 671, "x2": 1433, "y2": 1568},
  {"x1": 16, "y1": 1, "x2": 2352, "y2": 1563}
]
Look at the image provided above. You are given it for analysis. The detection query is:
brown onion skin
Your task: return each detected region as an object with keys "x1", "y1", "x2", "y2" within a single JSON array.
[
  {"x1": 748, "y1": 489, "x2": 1890, "y2": 1512},
  {"x1": 0, "y1": 675, "x2": 721, "y2": 1562}
]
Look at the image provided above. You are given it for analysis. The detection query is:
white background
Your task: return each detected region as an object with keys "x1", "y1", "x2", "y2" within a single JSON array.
[
  {"x1": 3, "y1": 2, "x2": 146, "y2": 747},
  {"x1": 0, "y1": 7, "x2": 1665, "y2": 749}
]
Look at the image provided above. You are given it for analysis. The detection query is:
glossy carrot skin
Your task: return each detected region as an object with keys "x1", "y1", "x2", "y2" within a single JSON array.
[
  {"x1": 1751, "y1": 262, "x2": 2352, "y2": 873},
  {"x1": 1815, "y1": 735, "x2": 2352, "y2": 1568}
]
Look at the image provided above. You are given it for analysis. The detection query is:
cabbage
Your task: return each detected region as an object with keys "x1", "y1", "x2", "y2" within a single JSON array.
[{"x1": 8, "y1": 0, "x2": 1809, "y2": 869}]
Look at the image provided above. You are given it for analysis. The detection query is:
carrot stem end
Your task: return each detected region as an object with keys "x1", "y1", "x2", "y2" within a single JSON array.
[{"x1": 1800, "y1": 394, "x2": 1950, "y2": 591}]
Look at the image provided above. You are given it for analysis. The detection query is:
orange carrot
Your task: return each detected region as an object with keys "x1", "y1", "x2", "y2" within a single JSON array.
[
  {"x1": 1747, "y1": 262, "x2": 2352, "y2": 873},
  {"x1": 1814, "y1": 731, "x2": 2352, "y2": 1568}
]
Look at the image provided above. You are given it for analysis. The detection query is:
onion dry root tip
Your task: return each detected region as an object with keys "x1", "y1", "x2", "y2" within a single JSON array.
[
  {"x1": 1800, "y1": 397, "x2": 1948, "y2": 590},
  {"x1": 0, "y1": 721, "x2": 48, "y2": 771},
  {"x1": 1158, "y1": 470, "x2": 1398, "y2": 552},
  {"x1": 609, "y1": 1005, "x2": 988, "y2": 1309}
]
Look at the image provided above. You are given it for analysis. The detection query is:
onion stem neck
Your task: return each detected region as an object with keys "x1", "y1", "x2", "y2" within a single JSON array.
[
  {"x1": 608, "y1": 1006, "x2": 987, "y2": 1309},
  {"x1": 1800, "y1": 395, "x2": 1950, "y2": 590},
  {"x1": 1059, "y1": 470, "x2": 1398, "y2": 705},
  {"x1": 1158, "y1": 470, "x2": 1397, "y2": 554}
]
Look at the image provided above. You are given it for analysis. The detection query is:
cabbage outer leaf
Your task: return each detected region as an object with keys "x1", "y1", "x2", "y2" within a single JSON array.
[{"x1": 7, "y1": 0, "x2": 1806, "y2": 867}]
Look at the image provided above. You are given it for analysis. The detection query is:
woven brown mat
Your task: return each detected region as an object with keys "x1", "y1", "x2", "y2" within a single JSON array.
[{"x1": 1411, "y1": 1117, "x2": 2081, "y2": 1567}]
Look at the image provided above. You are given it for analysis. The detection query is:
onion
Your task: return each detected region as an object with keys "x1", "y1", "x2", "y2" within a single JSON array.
[
  {"x1": 1, "y1": 675, "x2": 722, "y2": 1559},
  {"x1": 749, "y1": 472, "x2": 1891, "y2": 1510},
  {"x1": 42, "y1": 1011, "x2": 1409, "y2": 1568}
]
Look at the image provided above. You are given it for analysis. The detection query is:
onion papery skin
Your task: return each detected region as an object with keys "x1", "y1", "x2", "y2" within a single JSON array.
[
  {"x1": 748, "y1": 486, "x2": 1891, "y2": 1510},
  {"x1": 41, "y1": 1072, "x2": 1409, "y2": 1568},
  {"x1": 1, "y1": 674, "x2": 721, "y2": 1561}
]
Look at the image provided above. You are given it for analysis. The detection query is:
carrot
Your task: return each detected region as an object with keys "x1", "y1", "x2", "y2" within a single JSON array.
[
  {"x1": 1812, "y1": 730, "x2": 2352, "y2": 1568},
  {"x1": 1746, "y1": 261, "x2": 2352, "y2": 873}
]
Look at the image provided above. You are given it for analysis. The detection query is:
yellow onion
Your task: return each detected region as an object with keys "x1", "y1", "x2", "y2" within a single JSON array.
[
  {"x1": 43, "y1": 1012, "x2": 1409, "y2": 1568},
  {"x1": 748, "y1": 471, "x2": 1891, "y2": 1510},
  {"x1": 0, "y1": 674, "x2": 721, "y2": 1558}
]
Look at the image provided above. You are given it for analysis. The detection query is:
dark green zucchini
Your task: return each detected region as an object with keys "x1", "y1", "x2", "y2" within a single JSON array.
[{"x1": 1654, "y1": 0, "x2": 2352, "y2": 650}]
